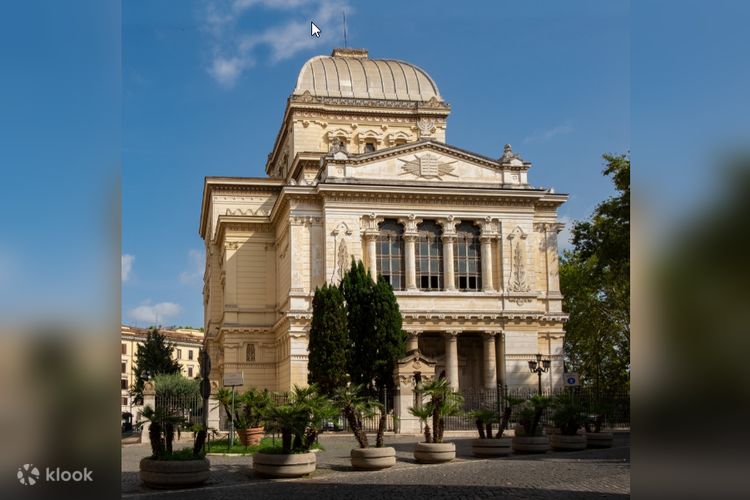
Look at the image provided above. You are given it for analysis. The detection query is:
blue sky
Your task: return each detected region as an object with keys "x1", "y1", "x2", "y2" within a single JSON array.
[
  {"x1": 3, "y1": 2, "x2": 747, "y2": 330},
  {"x1": 122, "y1": 0, "x2": 630, "y2": 328}
]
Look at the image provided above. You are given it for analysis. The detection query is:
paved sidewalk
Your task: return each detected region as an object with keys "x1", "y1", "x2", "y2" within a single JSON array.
[{"x1": 122, "y1": 432, "x2": 629, "y2": 499}]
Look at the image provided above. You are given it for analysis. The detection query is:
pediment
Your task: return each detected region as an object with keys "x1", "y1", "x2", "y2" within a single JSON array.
[{"x1": 320, "y1": 141, "x2": 528, "y2": 187}]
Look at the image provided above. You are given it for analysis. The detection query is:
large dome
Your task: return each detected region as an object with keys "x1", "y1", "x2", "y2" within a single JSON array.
[{"x1": 293, "y1": 48, "x2": 441, "y2": 101}]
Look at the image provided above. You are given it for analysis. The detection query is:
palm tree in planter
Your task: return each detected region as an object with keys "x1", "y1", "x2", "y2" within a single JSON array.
[
  {"x1": 511, "y1": 395, "x2": 551, "y2": 454},
  {"x1": 334, "y1": 384, "x2": 396, "y2": 470},
  {"x1": 236, "y1": 388, "x2": 272, "y2": 446},
  {"x1": 409, "y1": 378, "x2": 464, "y2": 463},
  {"x1": 138, "y1": 406, "x2": 210, "y2": 489},
  {"x1": 549, "y1": 393, "x2": 588, "y2": 451},
  {"x1": 252, "y1": 384, "x2": 336, "y2": 478},
  {"x1": 470, "y1": 407, "x2": 512, "y2": 458}
]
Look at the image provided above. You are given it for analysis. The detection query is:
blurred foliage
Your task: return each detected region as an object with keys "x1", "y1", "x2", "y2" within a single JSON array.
[
  {"x1": 153, "y1": 373, "x2": 199, "y2": 399},
  {"x1": 561, "y1": 153, "x2": 630, "y2": 394}
]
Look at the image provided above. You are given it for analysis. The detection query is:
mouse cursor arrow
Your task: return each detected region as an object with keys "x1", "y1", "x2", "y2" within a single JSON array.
[{"x1": 311, "y1": 21, "x2": 321, "y2": 37}]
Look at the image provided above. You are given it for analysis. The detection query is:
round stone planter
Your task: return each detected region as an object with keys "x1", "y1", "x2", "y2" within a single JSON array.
[
  {"x1": 550, "y1": 433, "x2": 587, "y2": 451},
  {"x1": 252, "y1": 452, "x2": 316, "y2": 478},
  {"x1": 586, "y1": 431, "x2": 614, "y2": 448},
  {"x1": 471, "y1": 438, "x2": 512, "y2": 458},
  {"x1": 139, "y1": 457, "x2": 210, "y2": 489},
  {"x1": 350, "y1": 447, "x2": 396, "y2": 470},
  {"x1": 511, "y1": 435, "x2": 550, "y2": 454},
  {"x1": 237, "y1": 427, "x2": 264, "y2": 446},
  {"x1": 413, "y1": 442, "x2": 456, "y2": 463}
]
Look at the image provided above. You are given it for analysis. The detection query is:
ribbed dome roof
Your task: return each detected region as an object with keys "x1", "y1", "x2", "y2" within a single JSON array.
[{"x1": 293, "y1": 48, "x2": 441, "y2": 101}]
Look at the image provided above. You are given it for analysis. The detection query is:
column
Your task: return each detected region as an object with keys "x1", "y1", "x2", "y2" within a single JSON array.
[
  {"x1": 496, "y1": 224, "x2": 505, "y2": 292},
  {"x1": 483, "y1": 332, "x2": 497, "y2": 388},
  {"x1": 494, "y1": 331, "x2": 506, "y2": 387},
  {"x1": 437, "y1": 217, "x2": 459, "y2": 291},
  {"x1": 477, "y1": 218, "x2": 496, "y2": 292},
  {"x1": 398, "y1": 215, "x2": 422, "y2": 290},
  {"x1": 407, "y1": 330, "x2": 421, "y2": 352},
  {"x1": 480, "y1": 235, "x2": 495, "y2": 292},
  {"x1": 365, "y1": 234, "x2": 378, "y2": 279},
  {"x1": 442, "y1": 235, "x2": 456, "y2": 290},
  {"x1": 444, "y1": 330, "x2": 460, "y2": 390},
  {"x1": 404, "y1": 234, "x2": 417, "y2": 290}
]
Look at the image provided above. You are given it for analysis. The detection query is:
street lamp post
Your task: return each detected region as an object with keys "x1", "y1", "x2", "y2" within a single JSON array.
[{"x1": 528, "y1": 353, "x2": 551, "y2": 396}]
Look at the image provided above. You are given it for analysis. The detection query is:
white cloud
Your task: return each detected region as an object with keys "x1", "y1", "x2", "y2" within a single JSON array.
[
  {"x1": 122, "y1": 254, "x2": 135, "y2": 282},
  {"x1": 523, "y1": 121, "x2": 574, "y2": 144},
  {"x1": 128, "y1": 301, "x2": 182, "y2": 325},
  {"x1": 179, "y1": 249, "x2": 205, "y2": 285},
  {"x1": 201, "y1": 0, "x2": 350, "y2": 88}
]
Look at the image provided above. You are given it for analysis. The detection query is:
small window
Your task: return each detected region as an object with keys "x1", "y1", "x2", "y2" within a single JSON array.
[
  {"x1": 364, "y1": 141, "x2": 376, "y2": 153},
  {"x1": 122, "y1": 397, "x2": 128, "y2": 406},
  {"x1": 121, "y1": 379, "x2": 128, "y2": 390},
  {"x1": 188, "y1": 350, "x2": 194, "y2": 360},
  {"x1": 121, "y1": 343, "x2": 127, "y2": 355},
  {"x1": 188, "y1": 367, "x2": 193, "y2": 377},
  {"x1": 246, "y1": 344, "x2": 256, "y2": 362},
  {"x1": 177, "y1": 349, "x2": 182, "y2": 359},
  {"x1": 121, "y1": 362, "x2": 126, "y2": 374}
]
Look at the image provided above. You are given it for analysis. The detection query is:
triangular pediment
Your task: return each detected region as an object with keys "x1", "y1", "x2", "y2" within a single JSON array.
[{"x1": 320, "y1": 140, "x2": 530, "y2": 187}]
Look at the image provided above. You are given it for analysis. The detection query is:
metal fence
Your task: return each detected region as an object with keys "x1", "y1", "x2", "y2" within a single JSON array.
[
  {"x1": 444, "y1": 385, "x2": 630, "y2": 431},
  {"x1": 155, "y1": 394, "x2": 204, "y2": 429}
]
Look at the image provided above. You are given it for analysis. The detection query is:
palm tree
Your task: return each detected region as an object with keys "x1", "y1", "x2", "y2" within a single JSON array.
[
  {"x1": 408, "y1": 404, "x2": 433, "y2": 443},
  {"x1": 333, "y1": 384, "x2": 383, "y2": 448},
  {"x1": 411, "y1": 378, "x2": 464, "y2": 443}
]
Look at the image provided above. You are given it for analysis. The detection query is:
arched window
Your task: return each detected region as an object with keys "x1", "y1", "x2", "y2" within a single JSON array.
[
  {"x1": 377, "y1": 219, "x2": 404, "y2": 290},
  {"x1": 454, "y1": 221, "x2": 481, "y2": 291},
  {"x1": 416, "y1": 221, "x2": 443, "y2": 290}
]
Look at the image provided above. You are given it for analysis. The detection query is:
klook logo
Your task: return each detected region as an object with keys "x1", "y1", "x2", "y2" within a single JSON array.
[
  {"x1": 17, "y1": 464, "x2": 40, "y2": 486},
  {"x1": 16, "y1": 464, "x2": 93, "y2": 486}
]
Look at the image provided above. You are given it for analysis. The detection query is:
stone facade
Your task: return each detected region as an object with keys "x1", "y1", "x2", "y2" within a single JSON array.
[{"x1": 199, "y1": 48, "x2": 568, "y2": 396}]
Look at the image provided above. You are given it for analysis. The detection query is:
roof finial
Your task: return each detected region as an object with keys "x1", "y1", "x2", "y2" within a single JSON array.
[{"x1": 343, "y1": 10, "x2": 348, "y2": 48}]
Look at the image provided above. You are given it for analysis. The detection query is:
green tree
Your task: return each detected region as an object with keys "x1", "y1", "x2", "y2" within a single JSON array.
[
  {"x1": 340, "y1": 260, "x2": 406, "y2": 399},
  {"x1": 560, "y1": 153, "x2": 630, "y2": 394},
  {"x1": 307, "y1": 282, "x2": 350, "y2": 396},
  {"x1": 131, "y1": 328, "x2": 181, "y2": 404}
]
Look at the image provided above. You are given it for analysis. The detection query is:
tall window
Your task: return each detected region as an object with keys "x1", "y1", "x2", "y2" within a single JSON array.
[
  {"x1": 377, "y1": 219, "x2": 404, "y2": 290},
  {"x1": 188, "y1": 350, "x2": 194, "y2": 360},
  {"x1": 455, "y1": 221, "x2": 482, "y2": 290},
  {"x1": 177, "y1": 348, "x2": 182, "y2": 359},
  {"x1": 188, "y1": 367, "x2": 193, "y2": 377},
  {"x1": 121, "y1": 343, "x2": 127, "y2": 355},
  {"x1": 416, "y1": 221, "x2": 443, "y2": 290},
  {"x1": 246, "y1": 344, "x2": 256, "y2": 362}
]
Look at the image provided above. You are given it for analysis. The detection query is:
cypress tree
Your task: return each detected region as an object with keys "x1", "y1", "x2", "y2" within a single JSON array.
[
  {"x1": 307, "y1": 282, "x2": 350, "y2": 396},
  {"x1": 371, "y1": 276, "x2": 407, "y2": 396}
]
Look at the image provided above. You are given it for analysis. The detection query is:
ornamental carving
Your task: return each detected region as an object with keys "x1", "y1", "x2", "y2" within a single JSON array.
[
  {"x1": 417, "y1": 118, "x2": 436, "y2": 138},
  {"x1": 500, "y1": 144, "x2": 525, "y2": 163},
  {"x1": 508, "y1": 226, "x2": 530, "y2": 292},
  {"x1": 398, "y1": 214, "x2": 423, "y2": 235},
  {"x1": 361, "y1": 213, "x2": 384, "y2": 235},
  {"x1": 398, "y1": 153, "x2": 457, "y2": 179},
  {"x1": 337, "y1": 238, "x2": 349, "y2": 280}
]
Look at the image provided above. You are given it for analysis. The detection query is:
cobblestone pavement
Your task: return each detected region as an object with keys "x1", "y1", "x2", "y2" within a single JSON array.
[{"x1": 122, "y1": 432, "x2": 629, "y2": 499}]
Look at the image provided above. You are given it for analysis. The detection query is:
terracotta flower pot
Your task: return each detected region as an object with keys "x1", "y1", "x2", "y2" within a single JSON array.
[
  {"x1": 511, "y1": 435, "x2": 550, "y2": 454},
  {"x1": 550, "y1": 433, "x2": 587, "y2": 451},
  {"x1": 471, "y1": 437, "x2": 512, "y2": 457},
  {"x1": 237, "y1": 427, "x2": 264, "y2": 446},
  {"x1": 413, "y1": 442, "x2": 456, "y2": 463},
  {"x1": 252, "y1": 452, "x2": 316, "y2": 478},
  {"x1": 585, "y1": 431, "x2": 614, "y2": 448},
  {"x1": 350, "y1": 447, "x2": 396, "y2": 470},
  {"x1": 139, "y1": 457, "x2": 210, "y2": 489}
]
